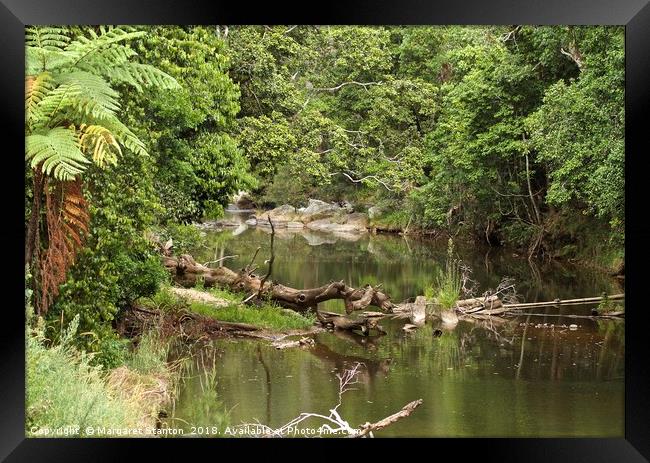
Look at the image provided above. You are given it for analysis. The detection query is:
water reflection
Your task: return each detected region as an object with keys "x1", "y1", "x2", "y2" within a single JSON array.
[{"x1": 169, "y1": 220, "x2": 624, "y2": 437}]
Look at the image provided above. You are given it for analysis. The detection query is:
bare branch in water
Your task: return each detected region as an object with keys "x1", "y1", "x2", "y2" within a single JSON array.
[{"x1": 234, "y1": 362, "x2": 422, "y2": 438}]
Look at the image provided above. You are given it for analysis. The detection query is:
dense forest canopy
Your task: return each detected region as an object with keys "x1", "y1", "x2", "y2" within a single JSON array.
[
  {"x1": 226, "y1": 25, "x2": 623, "y2": 258},
  {"x1": 25, "y1": 25, "x2": 624, "y2": 363}
]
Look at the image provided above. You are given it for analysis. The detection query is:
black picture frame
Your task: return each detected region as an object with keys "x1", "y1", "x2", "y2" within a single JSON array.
[{"x1": 3, "y1": 1, "x2": 649, "y2": 460}]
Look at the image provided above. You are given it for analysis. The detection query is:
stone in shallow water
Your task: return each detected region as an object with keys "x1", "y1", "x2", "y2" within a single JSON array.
[
  {"x1": 345, "y1": 212, "x2": 369, "y2": 229},
  {"x1": 305, "y1": 218, "x2": 368, "y2": 234},
  {"x1": 300, "y1": 199, "x2": 342, "y2": 222}
]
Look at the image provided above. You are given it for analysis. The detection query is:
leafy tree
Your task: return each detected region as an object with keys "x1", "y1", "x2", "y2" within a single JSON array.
[
  {"x1": 526, "y1": 26, "x2": 624, "y2": 235},
  {"x1": 121, "y1": 26, "x2": 256, "y2": 223}
]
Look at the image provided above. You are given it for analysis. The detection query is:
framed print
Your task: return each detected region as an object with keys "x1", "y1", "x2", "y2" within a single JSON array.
[{"x1": 3, "y1": 0, "x2": 649, "y2": 460}]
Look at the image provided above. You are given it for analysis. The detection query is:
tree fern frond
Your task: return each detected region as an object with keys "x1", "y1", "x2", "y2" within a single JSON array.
[
  {"x1": 63, "y1": 27, "x2": 146, "y2": 67},
  {"x1": 26, "y1": 127, "x2": 91, "y2": 181},
  {"x1": 38, "y1": 178, "x2": 89, "y2": 314},
  {"x1": 26, "y1": 26, "x2": 70, "y2": 50},
  {"x1": 78, "y1": 124, "x2": 122, "y2": 168},
  {"x1": 76, "y1": 45, "x2": 138, "y2": 76},
  {"x1": 87, "y1": 115, "x2": 149, "y2": 157},
  {"x1": 33, "y1": 82, "x2": 83, "y2": 124},
  {"x1": 33, "y1": 72, "x2": 121, "y2": 126},
  {"x1": 56, "y1": 71, "x2": 121, "y2": 118},
  {"x1": 25, "y1": 72, "x2": 53, "y2": 125},
  {"x1": 105, "y1": 62, "x2": 180, "y2": 91}
]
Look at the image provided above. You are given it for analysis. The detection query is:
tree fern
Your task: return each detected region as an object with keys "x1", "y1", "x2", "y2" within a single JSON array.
[
  {"x1": 26, "y1": 26, "x2": 179, "y2": 173},
  {"x1": 26, "y1": 25, "x2": 179, "y2": 314}
]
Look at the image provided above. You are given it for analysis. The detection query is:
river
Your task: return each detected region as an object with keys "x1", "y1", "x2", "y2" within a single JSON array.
[{"x1": 166, "y1": 212, "x2": 625, "y2": 437}]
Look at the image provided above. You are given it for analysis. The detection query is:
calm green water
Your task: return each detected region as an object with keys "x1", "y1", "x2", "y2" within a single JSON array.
[{"x1": 168, "y1": 214, "x2": 624, "y2": 437}]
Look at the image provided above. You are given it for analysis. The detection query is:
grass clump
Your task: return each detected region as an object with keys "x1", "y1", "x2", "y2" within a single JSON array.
[
  {"x1": 126, "y1": 329, "x2": 170, "y2": 376},
  {"x1": 597, "y1": 294, "x2": 624, "y2": 314},
  {"x1": 27, "y1": 316, "x2": 172, "y2": 436},
  {"x1": 189, "y1": 301, "x2": 315, "y2": 331},
  {"x1": 207, "y1": 286, "x2": 243, "y2": 303},
  {"x1": 428, "y1": 238, "x2": 462, "y2": 311}
]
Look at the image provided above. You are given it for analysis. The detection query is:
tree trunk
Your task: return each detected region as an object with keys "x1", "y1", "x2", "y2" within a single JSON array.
[{"x1": 25, "y1": 169, "x2": 43, "y2": 267}]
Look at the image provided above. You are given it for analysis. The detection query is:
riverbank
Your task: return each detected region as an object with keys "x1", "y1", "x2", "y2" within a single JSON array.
[
  {"x1": 26, "y1": 284, "x2": 318, "y2": 438},
  {"x1": 125, "y1": 285, "x2": 319, "y2": 341},
  {"x1": 214, "y1": 199, "x2": 624, "y2": 276}
]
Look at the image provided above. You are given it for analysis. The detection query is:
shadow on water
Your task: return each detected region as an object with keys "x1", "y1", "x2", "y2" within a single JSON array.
[{"x1": 169, "y1": 216, "x2": 624, "y2": 437}]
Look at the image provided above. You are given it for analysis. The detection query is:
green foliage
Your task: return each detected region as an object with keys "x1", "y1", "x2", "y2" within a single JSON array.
[
  {"x1": 27, "y1": 316, "x2": 139, "y2": 434},
  {"x1": 121, "y1": 26, "x2": 256, "y2": 223},
  {"x1": 189, "y1": 301, "x2": 315, "y2": 331},
  {"x1": 525, "y1": 27, "x2": 624, "y2": 231},
  {"x1": 430, "y1": 239, "x2": 462, "y2": 310},
  {"x1": 225, "y1": 25, "x2": 623, "y2": 260},
  {"x1": 50, "y1": 148, "x2": 169, "y2": 364}
]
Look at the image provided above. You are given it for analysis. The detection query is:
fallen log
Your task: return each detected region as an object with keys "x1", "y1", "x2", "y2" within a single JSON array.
[
  {"x1": 453, "y1": 292, "x2": 625, "y2": 318},
  {"x1": 120, "y1": 305, "x2": 262, "y2": 342},
  {"x1": 163, "y1": 254, "x2": 395, "y2": 314},
  {"x1": 456, "y1": 295, "x2": 502, "y2": 312},
  {"x1": 272, "y1": 336, "x2": 315, "y2": 350},
  {"x1": 316, "y1": 310, "x2": 387, "y2": 336}
]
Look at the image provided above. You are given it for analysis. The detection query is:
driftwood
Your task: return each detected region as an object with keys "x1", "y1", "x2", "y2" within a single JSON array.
[
  {"x1": 163, "y1": 254, "x2": 394, "y2": 314},
  {"x1": 235, "y1": 363, "x2": 420, "y2": 438},
  {"x1": 355, "y1": 399, "x2": 423, "y2": 437},
  {"x1": 456, "y1": 295, "x2": 502, "y2": 312},
  {"x1": 316, "y1": 310, "x2": 387, "y2": 336},
  {"x1": 499, "y1": 294, "x2": 624, "y2": 310}
]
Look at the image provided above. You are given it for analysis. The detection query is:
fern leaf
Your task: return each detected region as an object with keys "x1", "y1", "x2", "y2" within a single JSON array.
[
  {"x1": 106, "y1": 62, "x2": 180, "y2": 91},
  {"x1": 63, "y1": 27, "x2": 146, "y2": 67},
  {"x1": 26, "y1": 127, "x2": 91, "y2": 181},
  {"x1": 26, "y1": 26, "x2": 71, "y2": 50},
  {"x1": 76, "y1": 45, "x2": 138, "y2": 76},
  {"x1": 56, "y1": 71, "x2": 121, "y2": 117},
  {"x1": 33, "y1": 82, "x2": 83, "y2": 124},
  {"x1": 87, "y1": 115, "x2": 149, "y2": 157},
  {"x1": 25, "y1": 72, "x2": 53, "y2": 125},
  {"x1": 78, "y1": 124, "x2": 122, "y2": 168}
]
